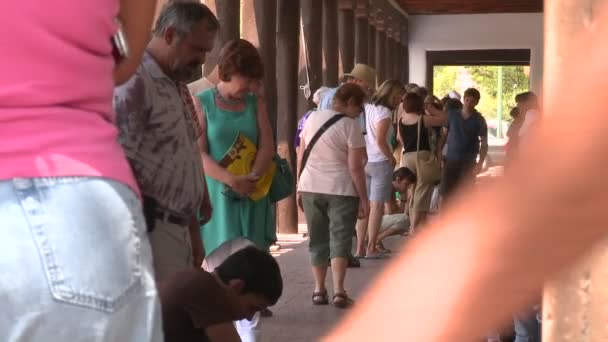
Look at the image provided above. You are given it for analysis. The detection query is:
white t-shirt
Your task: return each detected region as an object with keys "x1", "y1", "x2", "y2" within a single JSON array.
[
  {"x1": 364, "y1": 103, "x2": 392, "y2": 163},
  {"x1": 298, "y1": 110, "x2": 366, "y2": 197}
]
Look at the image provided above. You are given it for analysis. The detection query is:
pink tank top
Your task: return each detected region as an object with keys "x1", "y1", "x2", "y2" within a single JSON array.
[{"x1": 0, "y1": 0, "x2": 138, "y2": 193}]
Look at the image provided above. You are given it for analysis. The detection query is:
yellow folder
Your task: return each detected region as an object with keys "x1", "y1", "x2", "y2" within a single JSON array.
[{"x1": 218, "y1": 132, "x2": 276, "y2": 201}]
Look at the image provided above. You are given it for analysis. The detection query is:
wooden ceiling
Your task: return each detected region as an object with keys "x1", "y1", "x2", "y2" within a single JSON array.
[{"x1": 395, "y1": 0, "x2": 543, "y2": 15}]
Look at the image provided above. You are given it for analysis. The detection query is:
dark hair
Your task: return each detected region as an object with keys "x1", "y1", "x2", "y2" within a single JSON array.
[
  {"x1": 403, "y1": 92, "x2": 424, "y2": 114},
  {"x1": 218, "y1": 39, "x2": 264, "y2": 82},
  {"x1": 393, "y1": 167, "x2": 416, "y2": 183},
  {"x1": 416, "y1": 87, "x2": 429, "y2": 99},
  {"x1": 464, "y1": 88, "x2": 481, "y2": 101},
  {"x1": 445, "y1": 98, "x2": 463, "y2": 111},
  {"x1": 153, "y1": 2, "x2": 219, "y2": 37},
  {"x1": 333, "y1": 83, "x2": 367, "y2": 107},
  {"x1": 515, "y1": 91, "x2": 537, "y2": 104},
  {"x1": 216, "y1": 246, "x2": 283, "y2": 305},
  {"x1": 510, "y1": 107, "x2": 520, "y2": 119}
]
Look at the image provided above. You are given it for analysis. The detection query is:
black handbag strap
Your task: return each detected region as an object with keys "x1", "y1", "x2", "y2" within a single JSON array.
[{"x1": 298, "y1": 114, "x2": 346, "y2": 178}]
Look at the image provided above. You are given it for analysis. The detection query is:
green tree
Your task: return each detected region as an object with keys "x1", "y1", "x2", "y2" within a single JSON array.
[
  {"x1": 465, "y1": 65, "x2": 529, "y2": 121},
  {"x1": 433, "y1": 66, "x2": 460, "y2": 99}
]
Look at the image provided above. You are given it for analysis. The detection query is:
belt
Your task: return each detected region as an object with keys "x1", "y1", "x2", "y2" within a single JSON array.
[{"x1": 154, "y1": 209, "x2": 190, "y2": 227}]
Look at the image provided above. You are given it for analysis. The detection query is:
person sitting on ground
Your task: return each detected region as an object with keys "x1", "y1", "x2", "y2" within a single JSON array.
[
  {"x1": 160, "y1": 246, "x2": 283, "y2": 342},
  {"x1": 374, "y1": 167, "x2": 417, "y2": 253}
]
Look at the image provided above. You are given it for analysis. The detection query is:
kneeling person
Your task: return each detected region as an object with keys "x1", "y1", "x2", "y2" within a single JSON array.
[
  {"x1": 160, "y1": 246, "x2": 283, "y2": 342},
  {"x1": 375, "y1": 167, "x2": 416, "y2": 252}
]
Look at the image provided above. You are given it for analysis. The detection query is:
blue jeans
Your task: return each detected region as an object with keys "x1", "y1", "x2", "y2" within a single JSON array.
[{"x1": 0, "y1": 177, "x2": 163, "y2": 341}]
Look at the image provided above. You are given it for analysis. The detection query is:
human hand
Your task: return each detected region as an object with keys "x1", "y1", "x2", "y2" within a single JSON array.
[
  {"x1": 358, "y1": 199, "x2": 370, "y2": 219},
  {"x1": 229, "y1": 174, "x2": 259, "y2": 196},
  {"x1": 192, "y1": 238, "x2": 205, "y2": 268},
  {"x1": 297, "y1": 192, "x2": 304, "y2": 212},
  {"x1": 390, "y1": 155, "x2": 397, "y2": 168},
  {"x1": 199, "y1": 187, "x2": 213, "y2": 225}
]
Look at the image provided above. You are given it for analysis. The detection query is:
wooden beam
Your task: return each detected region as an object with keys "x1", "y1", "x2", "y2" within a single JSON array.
[
  {"x1": 323, "y1": 0, "x2": 340, "y2": 86},
  {"x1": 241, "y1": 0, "x2": 278, "y2": 136},
  {"x1": 276, "y1": 0, "x2": 300, "y2": 234},
  {"x1": 355, "y1": 10, "x2": 369, "y2": 64},
  {"x1": 367, "y1": 22, "x2": 376, "y2": 67},
  {"x1": 299, "y1": 0, "x2": 323, "y2": 114},
  {"x1": 203, "y1": 0, "x2": 240, "y2": 76},
  {"x1": 338, "y1": 3, "x2": 355, "y2": 76}
]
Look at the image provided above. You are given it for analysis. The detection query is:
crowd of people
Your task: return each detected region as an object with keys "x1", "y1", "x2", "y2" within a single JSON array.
[{"x1": 295, "y1": 61, "x2": 542, "y2": 341}]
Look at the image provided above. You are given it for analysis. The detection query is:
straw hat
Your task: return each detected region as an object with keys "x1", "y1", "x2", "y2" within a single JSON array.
[{"x1": 344, "y1": 64, "x2": 376, "y2": 87}]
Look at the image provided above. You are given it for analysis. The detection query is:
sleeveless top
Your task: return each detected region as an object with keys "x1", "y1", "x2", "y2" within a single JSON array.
[
  {"x1": 196, "y1": 88, "x2": 276, "y2": 255},
  {"x1": 400, "y1": 117, "x2": 431, "y2": 153}
]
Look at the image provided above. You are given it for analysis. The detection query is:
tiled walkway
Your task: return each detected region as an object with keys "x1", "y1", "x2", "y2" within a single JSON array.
[{"x1": 261, "y1": 233, "x2": 408, "y2": 342}]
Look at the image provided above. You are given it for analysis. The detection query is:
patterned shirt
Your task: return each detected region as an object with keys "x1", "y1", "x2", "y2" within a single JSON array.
[{"x1": 113, "y1": 52, "x2": 205, "y2": 218}]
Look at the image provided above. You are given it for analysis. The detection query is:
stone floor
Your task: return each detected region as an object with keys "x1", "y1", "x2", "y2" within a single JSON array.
[{"x1": 261, "y1": 233, "x2": 407, "y2": 342}]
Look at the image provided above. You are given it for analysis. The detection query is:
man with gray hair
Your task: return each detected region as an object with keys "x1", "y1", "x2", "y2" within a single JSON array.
[{"x1": 113, "y1": 2, "x2": 219, "y2": 281}]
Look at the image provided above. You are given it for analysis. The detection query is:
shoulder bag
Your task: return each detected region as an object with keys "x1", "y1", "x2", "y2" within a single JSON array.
[
  {"x1": 298, "y1": 114, "x2": 347, "y2": 178},
  {"x1": 416, "y1": 116, "x2": 441, "y2": 184}
]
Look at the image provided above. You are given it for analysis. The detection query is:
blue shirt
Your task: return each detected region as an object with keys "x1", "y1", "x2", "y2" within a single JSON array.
[
  {"x1": 446, "y1": 110, "x2": 488, "y2": 162},
  {"x1": 319, "y1": 87, "x2": 338, "y2": 110},
  {"x1": 295, "y1": 110, "x2": 314, "y2": 148}
]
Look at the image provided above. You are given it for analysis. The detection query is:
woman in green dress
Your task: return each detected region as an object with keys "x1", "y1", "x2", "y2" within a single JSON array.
[{"x1": 194, "y1": 39, "x2": 276, "y2": 342}]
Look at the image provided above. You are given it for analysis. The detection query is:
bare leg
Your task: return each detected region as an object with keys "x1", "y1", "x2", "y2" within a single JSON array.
[
  {"x1": 330, "y1": 257, "x2": 348, "y2": 294},
  {"x1": 366, "y1": 201, "x2": 384, "y2": 254},
  {"x1": 355, "y1": 217, "x2": 369, "y2": 257},
  {"x1": 411, "y1": 211, "x2": 428, "y2": 233},
  {"x1": 312, "y1": 264, "x2": 329, "y2": 293}
]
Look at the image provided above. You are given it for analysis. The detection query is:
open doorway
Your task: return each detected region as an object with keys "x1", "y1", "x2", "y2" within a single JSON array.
[
  {"x1": 426, "y1": 50, "x2": 531, "y2": 168},
  {"x1": 433, "y1": 65, "x2": 531, "y2": 168}
]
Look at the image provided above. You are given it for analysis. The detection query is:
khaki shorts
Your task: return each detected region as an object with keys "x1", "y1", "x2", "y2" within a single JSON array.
[{"x1": 400, "y1": 151, "x2": 434, "y2": 213}]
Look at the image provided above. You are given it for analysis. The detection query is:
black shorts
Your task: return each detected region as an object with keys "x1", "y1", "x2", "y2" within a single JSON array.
[{"x1": 440, "y1": 159, "x2": 477, "y2": 199}]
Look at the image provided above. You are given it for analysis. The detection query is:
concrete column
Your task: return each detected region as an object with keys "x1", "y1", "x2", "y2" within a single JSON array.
[
  {"x1": 354, "y1": 9, "x2": 368, "y2": 64},
  {"x1": 275, "y1": 0, "x2": 300, "y2": 234},
  {"x1": 298, "y1": 0, "x2": 323, "y2": 115},
  {"x1": 338, "y1": 0, "x2": 355, "y2": 76},
  {"x1": 323, "y1": 0, "x2": 340, "y2": 86},
  {"x1": 203, "y1": 0, "x2": 240, "y2": 76},
  {"x1": 242, "y1": 0, "x2": 278, "y2": 133},
  {"x1": 543, "y1": 1, "x2": 608, "y2": 342},
  {"x1": 367, "y1": 21, "x2": 376, "y2": 68}
]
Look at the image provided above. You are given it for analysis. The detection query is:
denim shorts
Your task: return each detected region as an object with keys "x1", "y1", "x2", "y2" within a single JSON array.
[
  {"x1": 365, "y1": 161, "x2": 394, "y2": 203},
  {"x1": 0, "y1": 177, "x2": 163, "y2": 342}
]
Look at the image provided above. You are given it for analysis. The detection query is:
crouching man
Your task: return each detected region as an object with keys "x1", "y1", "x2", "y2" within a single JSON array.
[{"x1": 160, "y1": 246, "x2": 283, "y2": 342}]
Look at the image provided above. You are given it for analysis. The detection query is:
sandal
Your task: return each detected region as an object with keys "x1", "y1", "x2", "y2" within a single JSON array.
[
  {"x1": 376, "y1": 243, "x2": 392, "y2": 254},
  {"x1": 333, "y1": 292, "x2": 354, "y2": 309},
  {"x1": 312, "y1": 290, "x2": 329, "y2": 305}
]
